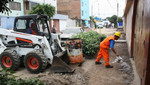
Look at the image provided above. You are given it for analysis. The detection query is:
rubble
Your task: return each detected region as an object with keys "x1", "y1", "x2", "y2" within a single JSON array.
[
  {"x1": 112, "y1": 41, "x2": 134, "y2": 85},
  {"x1": 119, "y1": 62, "x2": 131, "y2": 74},
  {"x1": 36, "y1": 68, "x2": 89, "y2": 85}
]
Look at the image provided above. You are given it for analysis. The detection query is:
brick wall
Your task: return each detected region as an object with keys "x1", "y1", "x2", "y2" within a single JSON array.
[
  {"x1": 70, "y1": 0, "x2": 81, "y2": 19},
  {"x1": 57, "y1": 0, "x2": 81, "y2": 19}
]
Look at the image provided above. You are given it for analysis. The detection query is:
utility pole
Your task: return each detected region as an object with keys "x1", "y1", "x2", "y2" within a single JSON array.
[
  {"x1": 91, "y1": 0, "x2": 94, "y2": 28},
  {"x1": 117, "y1": 3, "x2": 119, "y2": 28},
  {"x1": 91, "y1": 0, "x2": 93, "y2": 16},
  {"x1": 96, "y1": 0, "x2": 100, "y2": 19},
  {"x1": 43, "y1": 0, "x2": 45, "y2": 4},
  {"x1": 98, "y1": 2, "x2": 100, "y2": 18},
  {"x1": 97, "y1": 0, "x2": 101, "y2": 33}
]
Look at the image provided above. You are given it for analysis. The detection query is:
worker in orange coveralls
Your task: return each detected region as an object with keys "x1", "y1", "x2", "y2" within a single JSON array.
[{"x1": 95, "y1": 32, "x2": 121, "y2": 68}]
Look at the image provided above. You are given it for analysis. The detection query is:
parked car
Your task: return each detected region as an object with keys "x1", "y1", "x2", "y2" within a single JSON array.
[
  {"x1": 60, "y1": 27, "x2": 84, "y2": 47},
  {"x1": 98, "y1": 24, "x2": 103, "y2": 29}
]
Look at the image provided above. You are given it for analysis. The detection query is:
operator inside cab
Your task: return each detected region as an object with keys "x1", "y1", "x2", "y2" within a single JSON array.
[{"x1": 27, "y1": 23, "x2": 37, "y2": 35}]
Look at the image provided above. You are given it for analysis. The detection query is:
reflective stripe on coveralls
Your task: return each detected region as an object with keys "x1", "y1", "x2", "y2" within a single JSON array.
[{"x1": 96, "y1": 36, "x2": 115, "y2": 66}]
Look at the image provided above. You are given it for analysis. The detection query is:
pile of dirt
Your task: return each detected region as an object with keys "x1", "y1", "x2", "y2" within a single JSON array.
[
  {"x1": 113, "y1": 43, "x2": 134, "y2": 85},
  {"x1": 36, "y1": 68, "x2": 89, "y2": 85},
  {"x1": 118, "y1": 56, "x2": 134, "y2": 85}
]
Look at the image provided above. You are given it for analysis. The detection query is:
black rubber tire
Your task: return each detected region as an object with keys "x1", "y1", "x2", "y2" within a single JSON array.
[
  {"x1": 24, "y1": 50, "x2": 47, "y2": 74},
  {"x1": 0, "y1": 49, "x2": 20, "y2": 71},
  {"x1": 19, "y1": 56, "x2": 25, "y2": 67}
]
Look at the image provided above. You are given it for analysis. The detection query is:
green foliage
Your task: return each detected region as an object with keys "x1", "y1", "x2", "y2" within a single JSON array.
[
  {"x1": 0, "y1": 69, "x2": 44, "y2": 85},
  {"x1": 0, "y1": 0, "x2": 13, "y2": 13},
  {"x1": 90, "y1": 16, "x2": 96, "y2": 24},
  {"x1": 118, "y1": 17, "x2": 123, "y2": 23},
  {"x1": 72, "y1": 31, "x2": 106, "y2": 56},
  {"x1": 28, "y1": 4, "x2": 55, "y2": 19},
  {"x1": 89, "y1": 16, "x2": 96, "y2": 28},
  {"x1": 107, "y1": 15, "x2": 123, "y2": 28},
  {"x1": 107, "y1": 15, "x2": 117, "y2": 27}
]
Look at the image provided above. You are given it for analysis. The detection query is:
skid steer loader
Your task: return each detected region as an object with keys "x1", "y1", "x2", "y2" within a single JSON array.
[{"x1": 0, "y1": 14, "x2": 74, "y2": 73}]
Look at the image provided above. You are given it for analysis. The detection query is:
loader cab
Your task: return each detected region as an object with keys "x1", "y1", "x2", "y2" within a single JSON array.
[{"x1": 14, "y1": 15, "x2": 51, "y2": 40}]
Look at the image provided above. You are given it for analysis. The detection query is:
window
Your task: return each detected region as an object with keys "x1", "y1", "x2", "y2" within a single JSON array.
[
  {"x1": 37, "y1": 19, "x2": 49, "y2": 33},
  {"x1": 26, "y1": 1, "x2": 29, "y2": 10},
  {"x1": 82, "y1": 10, "x2": 84, "y2": 16},
  {"x1": 9, "y1": 2, "x2": 21, "y2": 11},
  {"x1": 82, "y1": 2, "x2": 84, "y2": 7},
  {"x1": 16, "y1": 20, "x2": 26, "y2": 30}
]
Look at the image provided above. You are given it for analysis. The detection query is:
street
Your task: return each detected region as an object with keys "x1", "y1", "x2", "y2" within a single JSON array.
[{"x1": 1, "y1": 0, "x2": 150, "y2": 85}]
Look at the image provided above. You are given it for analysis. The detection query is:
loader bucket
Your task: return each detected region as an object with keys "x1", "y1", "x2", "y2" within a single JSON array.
[{"x1": 50, "y1": 51, "x2": 75, "y2": 73}]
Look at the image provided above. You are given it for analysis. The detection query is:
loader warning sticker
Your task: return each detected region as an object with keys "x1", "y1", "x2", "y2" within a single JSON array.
[{"x1": 66, "y1": 38, "x2": 83, "y2": 64}]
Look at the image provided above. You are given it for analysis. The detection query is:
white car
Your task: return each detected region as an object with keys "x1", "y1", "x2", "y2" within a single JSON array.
[
  {"x1": 60, "y1": 27, "x2": 84, "y2": 47},
  {"x1": 98, "y1": 24, "x2": 103, "y2": 28}
]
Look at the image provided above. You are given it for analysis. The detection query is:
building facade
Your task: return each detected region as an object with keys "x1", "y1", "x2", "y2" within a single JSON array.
[
  {"x1": 57, "y1": 0, "x2": 90, "y2": 28},
  {"x1": 0, "y1": 0, "x2": 24, "y2": 29},
  {"x1": 124, "y1": 0, "x2": 150, "y2": 85},
  {"x1": 51, "y1": 14, "x2": 68, "y2": 32},
  {"x1": 24, "y1": 0, "x2": 57, "y2": 15},
  {"x1": 80, "y1": 0, "x2": 90, "y2": 27},
  {"x1": 57, "y1": 0, "x2": 81, "y2": 19},
  {"x1": 24, "y1": 0, "x2": 38, "y2": 14}
]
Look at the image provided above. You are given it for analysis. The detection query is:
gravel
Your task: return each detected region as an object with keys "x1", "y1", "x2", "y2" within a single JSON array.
[{"x1": 36, "y1": 68, "x2": 89, "y2": 85}]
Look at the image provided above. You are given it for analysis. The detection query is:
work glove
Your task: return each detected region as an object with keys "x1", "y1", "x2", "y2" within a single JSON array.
[{"x1": 112, "y1": 56, "x2": 123, "y2": 63}]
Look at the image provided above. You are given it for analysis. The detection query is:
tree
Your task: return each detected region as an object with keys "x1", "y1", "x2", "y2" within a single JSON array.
[
  {"x1": 89, "y1": 16, "x2": 96, "y2": 28},
  {"x1": 28, "y1": 4, "x2": 55, "y2": 19},
  {"x1": 106, "y1": 15, "x2": 123, "y2": 28},
  {"x1": 90, "y1": 16, "x2": 95, "y2": 23},
  {"x1": 0, "y1": 0, "x2": 13, "y2": 13},
  {"x1": 118, "y1": 17, "x2": 123, "y2": 23}
]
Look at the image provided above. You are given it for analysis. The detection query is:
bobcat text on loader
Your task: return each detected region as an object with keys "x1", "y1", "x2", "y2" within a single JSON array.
[{"x1": 0, "y1": 14, "x2": 74, "y2": 73}]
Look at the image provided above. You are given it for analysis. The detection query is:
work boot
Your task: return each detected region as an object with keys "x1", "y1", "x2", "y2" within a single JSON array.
[
  {"x1": 95, "y1": 61, "x2": 102, "y2": 65},
  {"x1": 106, "y1": 65, "x2": 113, "y2": 68}
]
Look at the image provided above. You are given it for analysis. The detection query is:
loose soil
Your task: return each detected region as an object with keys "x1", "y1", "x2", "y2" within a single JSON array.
[{"x1": 0, "y1": 28, "x2": 134, "y2": 85}]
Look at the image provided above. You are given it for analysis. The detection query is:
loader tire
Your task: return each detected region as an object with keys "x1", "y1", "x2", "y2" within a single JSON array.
[
  {"x1": 0, "y1": 50, "x2": 20, "y2": 70},
  {"x1": 24, "y1": 50, "x2": 47, "y2": 74}
]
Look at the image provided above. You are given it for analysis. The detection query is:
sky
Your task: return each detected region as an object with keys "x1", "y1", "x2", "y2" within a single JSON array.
[{"x1": 89, "y1": 0, "x2": 126, "y2": 18}]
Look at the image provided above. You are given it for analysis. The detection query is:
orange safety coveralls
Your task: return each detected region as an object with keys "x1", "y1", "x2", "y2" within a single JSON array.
[
  {"x1": 30, "y1": 29, "x2": 37, "y2": 35},
  {"x1": 96, "y1": 36, "x2": 115, "y2": 66}
]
